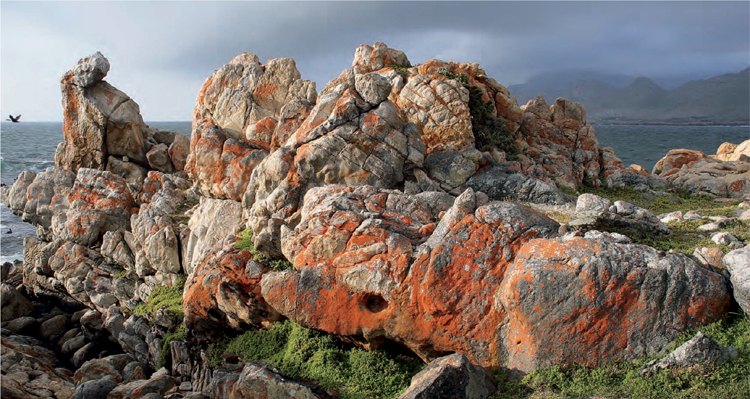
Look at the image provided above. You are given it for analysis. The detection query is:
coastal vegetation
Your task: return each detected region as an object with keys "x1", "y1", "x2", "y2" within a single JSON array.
[
  {"x1": 234, "y1": 228, "x2": 294, "y2": 271},
  {"x1": 209, "y1": 320, "x2": 423, "y2": 399},
  {"x1": 491, "y1": 313, "x2": 750, "y2": 399}
]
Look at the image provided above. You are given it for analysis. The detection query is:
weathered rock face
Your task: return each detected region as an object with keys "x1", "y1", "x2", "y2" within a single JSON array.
[
  {"x1": 53, "y1": 169, "x2": 135, "y2": 247},
  {"x1": 244, "y1": 71, "x2": 426, "y2": 257},
  {"x1": 499, "y1": 231, "x2": 730, "y2": 372},
  {"x1": 262, "y1": 185, "x2": 559, "y2": 366},
  {"x1": 183, "y1": 241, "x2": 282, "y2": 336},
  {"x1": 398, "y1": 353, "x2": 496, "y2": 399},
  {"x1": 186, "y1": 53, "x2": 317, "y2": 200},
  {"x1": 184, "y1": 197, "x2": 244, "y2": 276}
]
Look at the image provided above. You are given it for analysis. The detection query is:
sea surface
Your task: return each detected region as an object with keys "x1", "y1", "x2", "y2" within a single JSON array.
[{"x1": 1, "y1": 122, "x2": 748, "y2": 262}]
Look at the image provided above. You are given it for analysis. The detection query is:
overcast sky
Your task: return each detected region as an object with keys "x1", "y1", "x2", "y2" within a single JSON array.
[{"x1": 2, "y1": 1, "x2": 748, "y2": 121}]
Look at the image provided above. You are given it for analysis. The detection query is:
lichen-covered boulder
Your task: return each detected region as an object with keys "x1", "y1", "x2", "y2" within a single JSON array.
[
  {"x1": 499, "y1": 231, "x2": 731, "y2": 372},
  {"x1": 262, "y1": 186, "x2": 559, "y2": 366},
  {"x1": 653, "y1": 149, "x2": 709, "y2": 176},
  {"x1": 229, "y1": 361, "x2": 324, "y2": 399}
]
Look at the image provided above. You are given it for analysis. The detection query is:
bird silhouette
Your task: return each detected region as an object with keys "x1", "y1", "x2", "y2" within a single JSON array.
[{"x1": 6, "y1": 115, "x2": 21, "y2": 123}]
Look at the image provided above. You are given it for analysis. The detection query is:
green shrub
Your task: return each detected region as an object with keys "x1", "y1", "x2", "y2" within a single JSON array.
[
  {"x1": 233, "y1": 228, "x2": 294, "y2": 271},
  {"x1": 213, "y1": 320, "x2": 423, "y2": 399},
  {"x1": 133, "y1": 274, "x2": 187, "y2": 325}
]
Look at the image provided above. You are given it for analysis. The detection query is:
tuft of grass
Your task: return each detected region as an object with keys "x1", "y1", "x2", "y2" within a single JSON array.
[
  {"x1": 211, "y1": 320, "x2": 424, "y2": 399},
  {"x1": 133, "y1": 274, "x2": 187, "y2": 325},
  {"x1": 490, "y1": 314, "x2": 750, "y2": 399},
  {"x1": 158, "y1": 323, "x2": 187, "y2": 369},
  {"x1": 234, "y1": 228, "x2": 294, "y2": 272}
]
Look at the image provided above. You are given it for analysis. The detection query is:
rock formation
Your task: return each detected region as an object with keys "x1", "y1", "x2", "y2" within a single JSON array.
[{"x1": 1, "y1": 45, "x2": 744, "y2": 398}]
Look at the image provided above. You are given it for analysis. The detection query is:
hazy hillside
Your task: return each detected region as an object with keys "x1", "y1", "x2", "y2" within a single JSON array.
[{"x1": 509, "y1": 68, "x2": 750, "y2": 125}]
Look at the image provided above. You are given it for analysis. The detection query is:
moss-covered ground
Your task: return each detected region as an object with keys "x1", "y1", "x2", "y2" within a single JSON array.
[
  {"x1": 133, "y1": 274, "x2": 187, "y2": 325},
  {"x1": 491, "y1": 313, "x2": 750, "y2": 399},
  {"x1": 209, "y1": 320, "x2": 424, "y2": 399}
]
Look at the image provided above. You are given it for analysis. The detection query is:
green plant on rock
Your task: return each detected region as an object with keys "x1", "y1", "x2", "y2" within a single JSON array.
[
  {"x1": 387, "y1": 64, "x2": 411, "y2": 80},
  {"x1": 158, "y1": 323, "x2": 187, "y2": 369},
  {"x1": 437, "y1": 69, "x2": 518, "y2": 155},
  {"x1": 133, "y1": 274, "x2": 187, "y2": 325},
  {"x1": 211, "y1": 320, "x2": 424, "y2": 399},
  {"x1": 233, "y1": 228, "x2": 294, "y2": 272}
]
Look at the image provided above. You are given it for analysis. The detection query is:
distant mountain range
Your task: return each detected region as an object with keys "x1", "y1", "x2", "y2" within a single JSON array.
[{"x1": 508, "y1": 68, "x2": 750, "y2": 125}]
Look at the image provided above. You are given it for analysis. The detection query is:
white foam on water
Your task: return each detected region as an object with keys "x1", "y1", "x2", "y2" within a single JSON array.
[{"x1": 1, "y1": 254, "x2": 23, "y2": 264}]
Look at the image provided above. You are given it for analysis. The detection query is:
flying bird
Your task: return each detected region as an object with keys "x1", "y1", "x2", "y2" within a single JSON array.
[{"x1": 6, "y1": 115, "x2": 21, "y2": 123}]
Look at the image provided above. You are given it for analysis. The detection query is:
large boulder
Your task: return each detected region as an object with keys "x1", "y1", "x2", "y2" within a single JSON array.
[
  {"x1": 229, "y1": 361, "x2": 323, "y2": 399},
  {"x1": 498, "y1": 231, "x2": 731, "y2": 372},
  {"x1": 262, "y1": 186, "x2": 559, "y2": 366},
  {"x1": 0, "y1": 283, "x2": 34, "y2": 321},
  {"x1": 52, "y1": 168, "x2": 135, "y2": 246},
  {"x1": 57, "y1": 52, "x2": 150, "y2": 171},
  {"x1": 569, "y1": 193, "x2": 671, "y2": 239}
]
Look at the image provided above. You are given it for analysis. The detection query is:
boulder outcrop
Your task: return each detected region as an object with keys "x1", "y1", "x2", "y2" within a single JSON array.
[{"x1": 499, "y1": 231, "x2": 730, "y2": 372}]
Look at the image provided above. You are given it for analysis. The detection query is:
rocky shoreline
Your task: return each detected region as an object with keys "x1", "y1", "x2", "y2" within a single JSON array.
[{"x1": 1, "y1": 43, "x2": 749, "y2": 399}]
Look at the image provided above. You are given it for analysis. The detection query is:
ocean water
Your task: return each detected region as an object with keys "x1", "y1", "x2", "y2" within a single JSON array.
[{"x1": 1, "y1": 122, "x2": 748, "y2": 262}]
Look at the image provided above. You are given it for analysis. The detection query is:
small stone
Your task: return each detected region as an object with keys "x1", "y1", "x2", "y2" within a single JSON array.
[
  {"x1": 179, "y1": 381, "x2": 192, "y2": 391},
  {"x1": 712, "y1": 232, "x2": 739, "y2": 245},
  {"x1": 659, "y1": 211, "x2": 683, "y2": 224},
  {"x1": 640, "y1": 332, "x2": 737, "y2": 375},
  {"x1": 683, "y1": 211, "x2": 703, "y2": 220}
]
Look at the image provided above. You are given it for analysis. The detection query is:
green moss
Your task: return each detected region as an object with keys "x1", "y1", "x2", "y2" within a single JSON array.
[
  {"x1": 213, "y1": 320, "x2": 423, "y2": 399},
  {"x1": 133, "y1": 274, "x2": 187, "y2": 325},
  {"x1": 233, "y1": 228, "x2": 295, "y2": 271},
  {"x1": 158, "y1": 323, "x2": 187, "y2": 369},
  {"x1": 490, "y1": 314, "x2": 750, "y2": 399},
  {"x1": 112, "y1": 270, "x2": 129, "y2": 280}
]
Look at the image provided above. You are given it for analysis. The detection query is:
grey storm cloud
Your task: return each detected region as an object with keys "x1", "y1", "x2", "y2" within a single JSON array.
[{"x1": 1, "y1": 1, "x2": 748, "y2": 121}]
